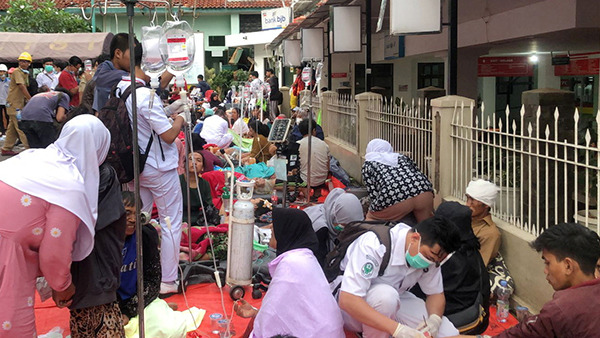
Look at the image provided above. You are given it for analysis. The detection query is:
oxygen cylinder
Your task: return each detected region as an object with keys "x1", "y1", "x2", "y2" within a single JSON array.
[{"x1": 226, "y1": 180, "x2": 256, "y2": 287}]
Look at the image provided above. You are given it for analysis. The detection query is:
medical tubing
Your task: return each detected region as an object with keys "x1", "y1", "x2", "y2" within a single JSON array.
[{"x1": 185, "y1": 118, "x2": 229, "y2": 319}]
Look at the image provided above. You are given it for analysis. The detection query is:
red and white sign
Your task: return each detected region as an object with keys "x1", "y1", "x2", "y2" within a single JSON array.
[
  {"x1": 554, "y1": 52, "x2": 600, "y2": 76},
  {"x1": 331, "y1": 72, "x2": 347, "y2": 78},
  {"x1": 477, "y1": 56, "x2": 533, "y2": 77}
]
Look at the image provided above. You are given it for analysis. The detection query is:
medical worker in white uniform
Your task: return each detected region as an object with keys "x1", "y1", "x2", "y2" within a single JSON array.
[
  {"x1": 335, "y1": 216, "x2": 462, "y2": 338},
  {"x1": 117, "y1": 40, "x2": 188, "y2": 295}
]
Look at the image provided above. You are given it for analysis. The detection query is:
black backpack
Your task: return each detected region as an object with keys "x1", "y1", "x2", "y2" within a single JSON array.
[
  {"x1": 323, "y1": 220, "x2": 394, "y2": 283},
  {"x1": 97, "y1": 83, "x2": 154, "y2": 183}
]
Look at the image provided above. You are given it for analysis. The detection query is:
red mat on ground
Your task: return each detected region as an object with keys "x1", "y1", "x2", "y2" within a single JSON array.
[
  {"x1": 34, "y1": 283, "x2": 262, "y2": 337},
  {"x1": 35, "y1": 283, "x2": 357, "y2": 337},
  {"x1": 35, "y1": 286, "x2": 514, "y2": 337}
]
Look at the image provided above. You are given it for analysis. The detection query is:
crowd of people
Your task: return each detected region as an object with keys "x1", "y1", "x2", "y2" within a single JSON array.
[{"x1": 1, "y1": 31, "x2": 600, "y2": 338}]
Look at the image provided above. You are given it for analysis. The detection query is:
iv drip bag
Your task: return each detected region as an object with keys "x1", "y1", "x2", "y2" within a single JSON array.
[
  {"x1": 159, "y1": 20, "x2": 195, "y2": 76},
  {"x1": 141, "y1": 25, "x2": 166, "y2": 78}
]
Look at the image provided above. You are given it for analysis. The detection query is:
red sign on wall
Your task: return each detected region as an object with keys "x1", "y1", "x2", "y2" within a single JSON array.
[
  {"x1": 331, "y1": 72, "x2": 348, "y2": 78},
  {"x1": 477, "y1": 56, "x2": 534, "y2": 77},
  {"x1": 554, "y1": 54, "x2": 600, "y2": 76}
]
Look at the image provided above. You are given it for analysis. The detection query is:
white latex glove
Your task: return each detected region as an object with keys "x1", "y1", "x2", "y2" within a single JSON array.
[
  {"x1": 416, "y1": 314, "x2": 442, "y2": 338},
  {"x1": 393, "y1": 323, "x2": 426, "y2": 338},
  {"x1": 178, "y1": 111, "x2": 190, "y2": 124},
  {"x1": 165, "y1": 99, "x2": 186, "y2": 115}
]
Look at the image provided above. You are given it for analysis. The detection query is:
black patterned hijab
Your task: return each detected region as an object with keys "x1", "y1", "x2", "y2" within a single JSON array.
[{"x1": 272, "y1": 208, "x2": 319, "y2": 257}]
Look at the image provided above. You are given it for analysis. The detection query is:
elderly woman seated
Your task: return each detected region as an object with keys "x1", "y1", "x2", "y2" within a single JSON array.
[{"x1": 362, "y1": 138, "x2": 434, "y2": 222}]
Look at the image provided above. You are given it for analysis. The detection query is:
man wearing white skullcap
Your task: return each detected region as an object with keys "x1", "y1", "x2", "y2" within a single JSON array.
[{"x1": 465, "y1": 179, "x2": 501, "y2": 266}]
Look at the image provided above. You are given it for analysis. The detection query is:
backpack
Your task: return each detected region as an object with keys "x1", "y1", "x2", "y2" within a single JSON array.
[
  {"x1": 97, "y1": 83, "x2": 153, "y2": 183},
  {"x1": 323, "y1": 220, "x2": 394, "y2": 283}
]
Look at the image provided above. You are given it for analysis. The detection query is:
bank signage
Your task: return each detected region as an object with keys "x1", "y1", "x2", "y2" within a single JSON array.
[{"x1": 261, "y1": 7, "x2": 291, "y2": 31}]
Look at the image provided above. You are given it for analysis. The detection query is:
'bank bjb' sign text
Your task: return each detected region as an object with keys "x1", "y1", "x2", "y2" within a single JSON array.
[{"x1": 261, "y1": 7, "x2": 291, "y2": 30}]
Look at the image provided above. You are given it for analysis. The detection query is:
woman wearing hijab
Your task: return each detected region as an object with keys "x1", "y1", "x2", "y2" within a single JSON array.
[
  {"x1": 304, "y1": 188, "x2": 365, "y2": 264},
  {"x1": 234, "y1": 208, "x2": 345, "y2": 338},
  {"x1": 0, "y1": 115, "x2": 110, "y2": 337},
  {"x1": 362, "y1": 138, "x2": 434, "y2": 222},
  {"x1": 243, "y1": 120, "x2": 274, "y2": 164},
  {"x1": 209, "y1": 91, "x2": 222, "y2": 108}
]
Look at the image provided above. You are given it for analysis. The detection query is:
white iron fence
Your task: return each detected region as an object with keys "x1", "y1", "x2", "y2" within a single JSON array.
[
  {"x1": 323, "y1": 94, "x2": 358, "y2": 148},
  {"x1": 365, "y1": 98, "x2": 433, "y2": 180},
  {"x1": 299, "y1": 90, "x2": 322, "y2": 115},
  {"x1": 450, "y1": 103, "x2": 600, "y2": 235},
  {"x1": 320, "y1": 91, "x2": 599, "y2": 235}
]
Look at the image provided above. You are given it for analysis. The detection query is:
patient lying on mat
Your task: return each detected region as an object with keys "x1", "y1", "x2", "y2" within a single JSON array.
[
  {"x1": 234, "y1": 208, "x2": 345, "y2": 338},
  {"x1": 119, "y1": 192, "x2": 203, "y2": 337}
]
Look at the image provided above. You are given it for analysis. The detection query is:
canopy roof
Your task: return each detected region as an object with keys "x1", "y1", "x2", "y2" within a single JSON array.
[{"x1": 0, "y1": 32, "x2": 113, "y2": 63}]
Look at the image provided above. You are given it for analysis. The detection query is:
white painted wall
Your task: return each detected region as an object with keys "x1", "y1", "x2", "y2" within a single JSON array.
[{"x1": 536, "y1": 54, "x2": 561, "y2": 89}]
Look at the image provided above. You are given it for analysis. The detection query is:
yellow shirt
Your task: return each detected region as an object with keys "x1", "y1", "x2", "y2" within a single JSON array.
[{"x1": 472, "y1": 214, "x2": 501, "y2": 266}]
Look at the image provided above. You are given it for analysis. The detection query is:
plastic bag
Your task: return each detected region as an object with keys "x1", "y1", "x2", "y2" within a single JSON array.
[
  {"x1": 37, "y1": 326, "x2": 65, "y2": 338},
  {"x1": 36, "y1": 277, "x2": 52, "y2": 302}
]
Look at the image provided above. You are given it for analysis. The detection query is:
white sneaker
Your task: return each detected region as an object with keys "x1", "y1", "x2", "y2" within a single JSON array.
[{"x1": 160, "y1": 281, "x2": 180, "y2": 295}]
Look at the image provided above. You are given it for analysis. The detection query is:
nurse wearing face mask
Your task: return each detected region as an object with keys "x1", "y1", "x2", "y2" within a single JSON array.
[
  {"x1": 36, "y1": 58, "x2": 58, "y2": 92},
  {"x1": 333, "y1": 216, "x2": 463, "y2": 338}
]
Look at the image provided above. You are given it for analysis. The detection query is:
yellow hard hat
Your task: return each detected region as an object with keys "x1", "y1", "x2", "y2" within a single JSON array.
[{"x1": 18, "y1": 52, "x2": 32, "y2": 62}]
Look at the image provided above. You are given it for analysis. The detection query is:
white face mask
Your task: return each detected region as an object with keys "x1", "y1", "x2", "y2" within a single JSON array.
[{"x1": 296, "y1": 118, "x2": 302, "y2": 125}]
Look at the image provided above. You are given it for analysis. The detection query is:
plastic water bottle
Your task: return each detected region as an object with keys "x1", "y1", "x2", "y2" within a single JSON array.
[
  {"x1": 496, "y1": 280, "x2": 511, "y2": 323},
  {"x1": 222, "y1": 186, "x2": 231, "y2": 213},
  {"x1": 271, "y1": 189, "x2": 278, "y2": 206},
  {"x1": 16, "y1": 109, "x2": 22, "y2": 121}
]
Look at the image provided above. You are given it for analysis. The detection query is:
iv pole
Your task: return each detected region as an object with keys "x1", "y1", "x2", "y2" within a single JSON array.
[{"x1": 122, "y1": 0, "x2": 146, "y2": 336}]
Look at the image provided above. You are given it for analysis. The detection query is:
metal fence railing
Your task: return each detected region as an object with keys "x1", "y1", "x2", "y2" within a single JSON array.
[
  {"x1": 365, "y1": 98, "x2": 433, "y2": 180},
  {"x1": 323, "y1": 94, "x2": 358, "y2": 149},
  {"x1": 450, "y1": 103, "x2": 600, "y2": 235}
]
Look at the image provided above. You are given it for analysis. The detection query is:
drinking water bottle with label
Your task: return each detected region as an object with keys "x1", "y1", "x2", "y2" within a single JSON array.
[
  {"x1": 496, "y1": 279, "x2": 511, "y2": 323},
  {"x1": 271, "y1": 189, "x2": 278, "y2": 206}
]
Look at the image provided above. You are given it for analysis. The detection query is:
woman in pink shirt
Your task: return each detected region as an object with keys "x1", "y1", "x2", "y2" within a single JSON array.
[{"x1": 0, "y1": 115, "x2": 109, "y2": 337}]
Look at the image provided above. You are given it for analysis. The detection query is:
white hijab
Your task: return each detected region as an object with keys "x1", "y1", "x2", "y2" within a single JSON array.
[
  {"x1": 0, "y1": 115, "x2": 110, "y2": 261},
  {"x1": 365, "y1": 138, "x2": 399, "y2": 167}
]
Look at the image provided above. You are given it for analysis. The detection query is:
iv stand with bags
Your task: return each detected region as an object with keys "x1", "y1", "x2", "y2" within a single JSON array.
[
  {"x1": 155, "y1": 18, "x2": 226, "y2": 292},
  {"x1": 141, "y1": 25, "x2": 165, "y2": 109}
]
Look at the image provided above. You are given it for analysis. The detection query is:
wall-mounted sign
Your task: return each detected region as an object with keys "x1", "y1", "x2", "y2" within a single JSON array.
[
  {"x1": 261, "y1": 7, "x2": 291, "y2": 31},
  {"x1": 384, "y1": 35, "x2": 405, "y2": 60},
  {"x1": 301, "y1": 28, "x2": 324, "y2": 62},
  {"x1": 331, "y1": 72, "x2": 348, "y2": 78},
  {"x1": 330, "y1": 6, "x2": 362, "y2": 53},
  {"x1": 283, "y1": 39, "x2": 301, "y2": 67},
  {"x1": 477, "y1": 56, "x2": 534, "y2": 77},
  {"x1": 554, "y1": 52, "x2": 600, "y2": 76},
  {"x1": 390, "y1": 0, "x2": 441, "y2": 35}
]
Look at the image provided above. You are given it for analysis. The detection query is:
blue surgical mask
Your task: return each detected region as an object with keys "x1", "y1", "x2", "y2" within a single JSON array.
[
  {"x1": 21, "y1": 69, "x2": 29, "y2": 74},
  {"x1": 45, "y1": 65, "x2": 54, "y2": 73},
  {"x1": 405, "y1": 237, "x2": 433, "y2": 269}
]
